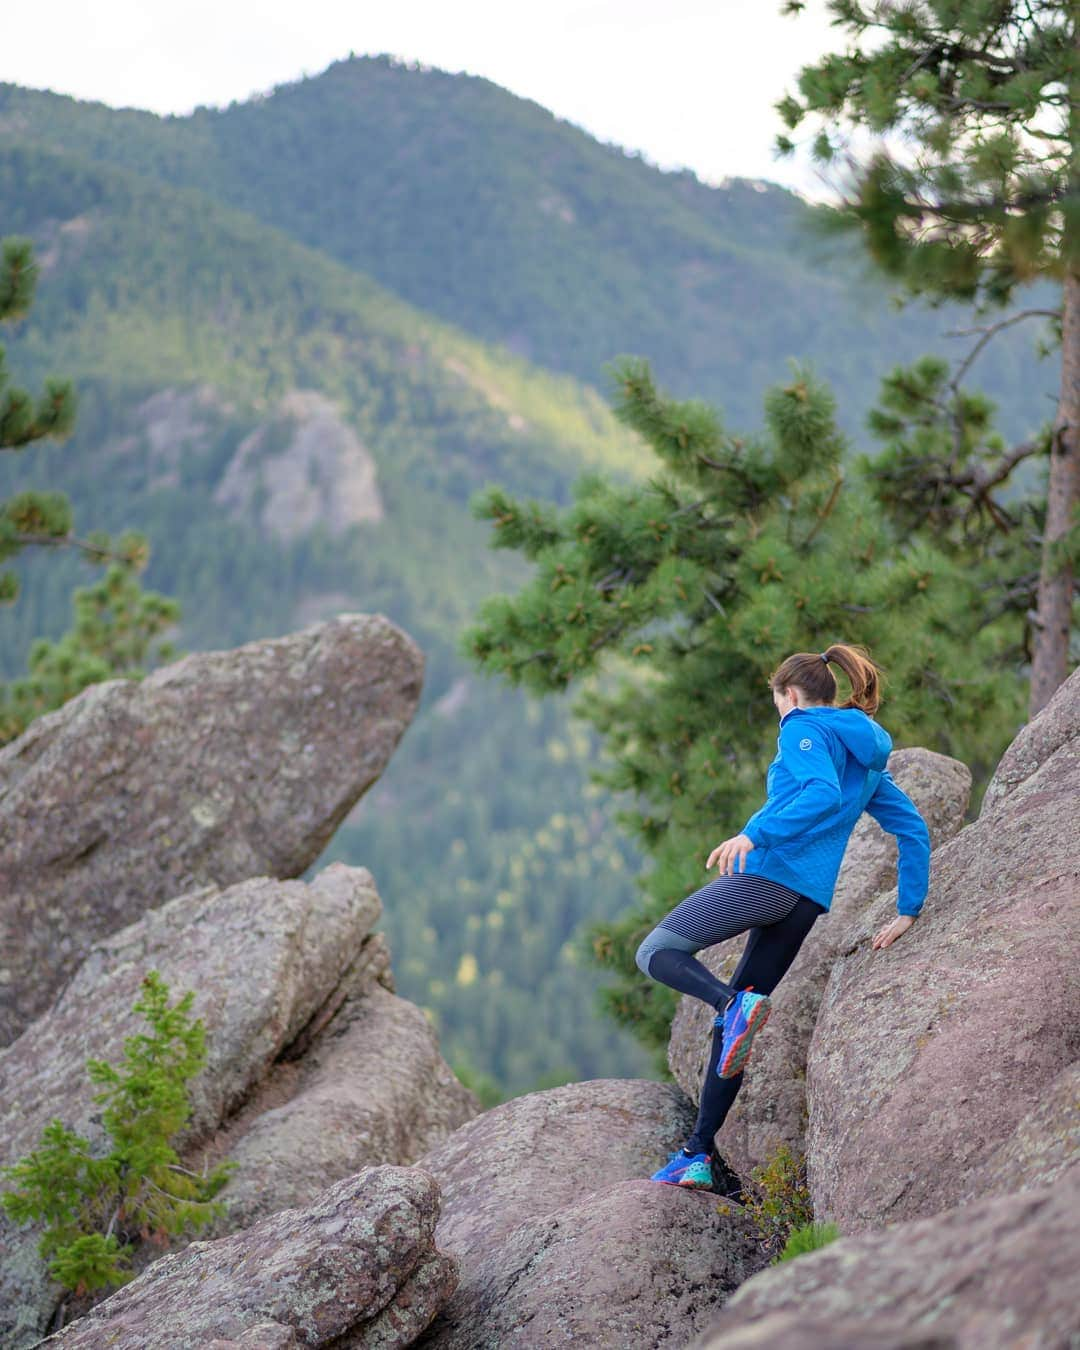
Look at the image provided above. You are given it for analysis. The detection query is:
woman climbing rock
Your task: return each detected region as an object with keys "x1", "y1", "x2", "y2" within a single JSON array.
[{"x1": 638, "y1": 642, "x2": 931, "y2": 1192}]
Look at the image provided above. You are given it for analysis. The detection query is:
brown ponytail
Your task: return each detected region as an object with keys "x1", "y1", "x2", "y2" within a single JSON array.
[{"x1": 769, "y1": 642, "x2": 884, "y2": 716}]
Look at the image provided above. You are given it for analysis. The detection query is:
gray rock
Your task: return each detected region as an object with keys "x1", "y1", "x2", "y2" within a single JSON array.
[
  {"x1": 692, "y1": 1180, "x2": 1080, "y2": 1350},
  {"x1": 214, "y1": 390, "x2": 384, "y2": 541},
  {"x1": 1, "y1": 864, "x2": 476, "y2": 1346},
  {"x1": 981, "y1": 663, "x2": 1080, "y2": 814},
  {"x1": 0, "y1": 612, "x2": 423, "y2": 1046},
  {"x1": 417, "y1": 1078, "x2": 697, "y2": 1266},
  {"x1": 974, "y1": 1059, "x2": 1080, "y2": 1200},
  {"x1": 204, "y1": 982, "x2": 479, "y2": 1231},
  {"x1": 692, "y1": 1313, "x2": 957, "y2": 1349},
  {"x1": 419, "y1": 1180, "x2": 761, "y2": 1350},
  {"x1": 44, "y1": 1166, "x2": 456, "y2": 1349},
  {"x1": 0, "y1": 865, "x2": 381, "y2": 1346},
  {"x1": 668, "y1": 749, "x2": 970, "y2": 1177},
  {"x1": 806, "y1": 674, "x2": 1080, "y2": 1231},
  {"x1": 414, "y1": 1078, "x2": 766, "y2": 1348}
]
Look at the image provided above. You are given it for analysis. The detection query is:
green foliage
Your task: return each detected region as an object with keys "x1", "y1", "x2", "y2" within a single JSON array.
[
  {"x1": 448, "y1": 1056, "x2": 506, "y2": 1111},
  {"x1": 0, "y1": 72, "x2": 1056, "y2": 1093},
  {"x1": 860, "y1": 344, "x2": 1058, "y2": 691},
  {"x1": 777, "y1": 3, "x2": 1079, "y2": 305},
  {"x1": 0, "y1": 148, "x2": 658, "y2": 1099},
  {"x1": 775, "y1": 1220, "x2": 841, "y2": 1264},
  {"x1": 464, "y1": 359, "x2": 1025, "y2": 1047},
  {"x1": 741, "y1": 1143, "x2": 815, "y2": 1260},
  {"x1": 778, "y1": 4, "x2": 1080, "y2": 713},
  {"x1": 0, "y1": 971, "x2": 235, "y2": 1296},
  {"x1": 0, "y1": 239, "x2": 75, "y2": 446},
  {"x1": 319, "y1": 682, "x2": 656, "y2": 1095},
  {"x1": 0, "y1": 235, "x2": 180, "y2": 740},
  {"x1": 0, "y1": 559, "x2": 181, "y2": 745},
  {"x1": 0, "y1": 62, "x2": 1054, "y2": 441}
]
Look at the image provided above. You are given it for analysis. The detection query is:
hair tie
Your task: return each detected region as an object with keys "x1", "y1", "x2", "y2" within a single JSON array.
[{"x1": 820, "y1": 652, "x2": 829, "y2": 663}]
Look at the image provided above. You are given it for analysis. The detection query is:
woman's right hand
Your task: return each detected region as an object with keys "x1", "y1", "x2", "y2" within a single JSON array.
[
  {"x1": 707, "y1": 833, "x2": 755, "y2": 875},
  {"x1": 872, "y1": 914, "x2": 915, "y2": 950}
]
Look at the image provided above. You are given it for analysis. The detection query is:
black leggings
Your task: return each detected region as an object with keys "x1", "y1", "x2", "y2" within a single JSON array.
[{"x1": 636, "y1": 874, "x2": 822, "y2": 1158}]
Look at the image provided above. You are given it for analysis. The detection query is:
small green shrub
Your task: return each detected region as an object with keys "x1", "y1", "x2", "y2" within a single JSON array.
[
  {"x1": 741, "y1": 1143, "x2": 815, "y2": 1259},
  {"x1": 775, "y1": 1220, "x2": 841, "y2": 1263},
  {"x1": 1, "y1": 970, "x2": 235, "y2": 1296}
]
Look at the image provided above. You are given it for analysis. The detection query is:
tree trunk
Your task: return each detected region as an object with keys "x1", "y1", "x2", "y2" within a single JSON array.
[{"x1": 1030, "y1": 268, "x2": 1080, "y2": 716}]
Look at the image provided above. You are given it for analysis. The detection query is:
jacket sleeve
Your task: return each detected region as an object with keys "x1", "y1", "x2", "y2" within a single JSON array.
[
  {"x1": 864, "y1": 771, "x2": 931, "y2": 917},
  {"x1": 741, "y1": 721, "x2": 842, "y2": 849}
]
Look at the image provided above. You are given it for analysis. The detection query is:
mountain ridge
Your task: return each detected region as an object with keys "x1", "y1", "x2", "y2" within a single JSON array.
[{"x1": 0, "y1": 55, "x2": 1056, "y2": 439}]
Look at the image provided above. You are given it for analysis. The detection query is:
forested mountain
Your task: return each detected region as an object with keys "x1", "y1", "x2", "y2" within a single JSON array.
[
  {"x1": 0, "y1": 56, "x2": 1057, "y2": 438},
  {"x1": 0, "y1": 57, "x2": 1057, "y2": 1096},
  {"x1": 0, "y1": 142, "x2": 656, "y2": 1095}
]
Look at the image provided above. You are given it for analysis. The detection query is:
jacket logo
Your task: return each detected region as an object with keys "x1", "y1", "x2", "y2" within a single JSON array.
[{"x1": 799, "y1": 738, "x2": 813, "y2": 750}]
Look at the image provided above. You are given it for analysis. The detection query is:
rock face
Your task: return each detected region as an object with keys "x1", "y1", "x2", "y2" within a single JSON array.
[
  {"x1": 975, "y1": 1059, "x2": 1080, "y2": 1201},
  {"x1": 204, "y1": 981, "x2": 478, "y2": 1232},
  {"x1": 980, "y1": 662, "x2": 1080, "y2": 813},
  {"x1": 692, "y1": 1313, "x2": 956, "y2": 1349},
  {"x1": 668, "y1": 749, "x2": 970, "y2": 1176},
  {"x1": 420, "y1": 1181, "x2": 761, "y2": 1350},
  {"x1": 0, "y1": 864, "x2": 477, "y2": 1347},
  {"x1": 692, "y1": 1179, "x2": 1080, "y2": 1350},
  {"x1": 214, "y1": 390, "x2": 384, "y2": 541},
  {"x1": 418, "y1": 1078, "x2": 695, "y2": 1264},
  {"x1": 806, "y1": 667, "x2": 1080, "y2": 1231},
  {"x1": 0, "y1": 612, "x2": 422, "y2": 1046},
  {"x1": 45, "y1": 1167, "x2": 455, "y2": 1349},
  {"x1": 415, "y1": 1079, "x2": 765, "y2": 1348}
]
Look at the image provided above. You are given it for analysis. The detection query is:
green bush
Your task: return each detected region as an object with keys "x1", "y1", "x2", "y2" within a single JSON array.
[
  {"x1": 1, "y1": 970, "x2": 235, "y2": 1297},
  {"x1": 775, "y1": 1220, "x2": 841, "y2": 1264},
  {"x1": 740, "y1": 1143, "x2": 815, "y2": 1260}
]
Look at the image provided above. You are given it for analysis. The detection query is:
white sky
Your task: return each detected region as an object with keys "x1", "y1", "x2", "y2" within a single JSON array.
[{"x1": 1, "y1": 1, "x2": 849, "y2": 198}]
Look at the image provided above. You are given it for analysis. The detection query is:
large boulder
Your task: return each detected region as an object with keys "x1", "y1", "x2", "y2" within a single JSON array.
[
  {"x1": 691, "y1": 1178, "x2": 1080, "y2": 1350},
  {"x1": 0, "y1": 864, "x2": 476, "y2": 1347},
  {"x1": 0, "y1": 612, "x2": 423, "y2": 1046},
  {"x1": 974, "y1": 1058, "x2": 1080, "y2": 1201},
  {"x1": 419, "y1": 1181, "x2": 762, "y2": 1350},
  {"x1": 44, "y1": 1166, "x2": 455, "y2": 1349},
  {"x1": 415, "y1": 1078, "x2": 766, "y2": 1348},
  {"x1": 668, "y1": 749, "x2": 970, "y2": 1176},
  {"x1": 202, "y1": 981, "x2": 478, "y2": 1232},
  {"x1": 417, "y1": 1078, "x2": 696, "y2": 1264},
  {"x1": 980, "y1": 662, "x2": 1080, "y2": 814},
  {"x1": 806, "y1": 669, "x2": 1080, "y2": 1231},
  {"x1": 691, "y1": 1314, "x2": 955, "y2": 1349}
]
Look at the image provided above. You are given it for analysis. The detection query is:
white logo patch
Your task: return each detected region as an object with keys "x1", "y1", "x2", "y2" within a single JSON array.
[{"x1": 799, "y1": 737, "x2": 813, "y2": 750}]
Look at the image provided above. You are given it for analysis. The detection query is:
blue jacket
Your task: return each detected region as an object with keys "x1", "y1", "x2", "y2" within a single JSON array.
[{"x1": 738, "y1": 706, "x2": 930, "y2": 916}]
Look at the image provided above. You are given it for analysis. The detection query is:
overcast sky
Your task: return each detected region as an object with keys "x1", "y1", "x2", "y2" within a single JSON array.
[{"x1": 1, "y1": 1, "x2": 848, "y2": 198}]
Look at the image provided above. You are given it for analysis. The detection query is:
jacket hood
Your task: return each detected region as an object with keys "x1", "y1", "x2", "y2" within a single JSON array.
[{"x1": 783, "y1": 705, "x2": 891, "y2": 770}]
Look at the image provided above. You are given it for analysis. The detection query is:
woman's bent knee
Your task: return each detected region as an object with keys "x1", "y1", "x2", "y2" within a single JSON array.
[
  {"x1": 635, "y1": 929, "x2": 669, "y2": 977},
  {"x1": 636, "y1": 926, "x2": 695, "y2": 977}
]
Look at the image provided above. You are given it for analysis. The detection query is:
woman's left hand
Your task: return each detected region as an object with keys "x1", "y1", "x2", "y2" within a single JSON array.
[
  {"x1": 707, "y1": 833, "x2": 755, "y2": 875},
  {"x1": 871, "y1": 915, "x2": 915, "y2": 950}
]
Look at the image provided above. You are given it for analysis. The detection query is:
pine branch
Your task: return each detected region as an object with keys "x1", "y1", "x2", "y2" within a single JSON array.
[
  {"x1": 6, "y1": 531, "x2": 137, "y2": 565},
  {"x1": 946, "y1": 308, "x2": 1061, "y2": 390}
]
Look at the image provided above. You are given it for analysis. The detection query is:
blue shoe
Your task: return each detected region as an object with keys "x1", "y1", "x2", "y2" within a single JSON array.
[
  {"x1": 716, "y1": 987, "x2": 772, "y2": 1079},
  {"x1": 649, "y1": 1149, "x2": 714, "y2": 1188}
]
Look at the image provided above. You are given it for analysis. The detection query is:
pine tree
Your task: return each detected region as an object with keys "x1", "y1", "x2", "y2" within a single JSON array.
[
  {"x1": 777, "y1": 0, "x2": 1080, "y2": 714},
  {"x1": 1, "y1": 971, "x2": 234, "y2": 1310},
  {"x1": 464, "y1": 359, "x2": 1023, "y2": 1050},
  {"x1": 0, "y1": 236, "x2": 180, "y2": 739}
]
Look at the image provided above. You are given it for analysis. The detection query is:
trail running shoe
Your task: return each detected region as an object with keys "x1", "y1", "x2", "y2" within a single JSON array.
[
  {"x1": 716, "y1": 988, "x2": 772, "y2": 1078},
  {"x1": 649, "y1": 1149, "x2": 714, "y2": 1188}
]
